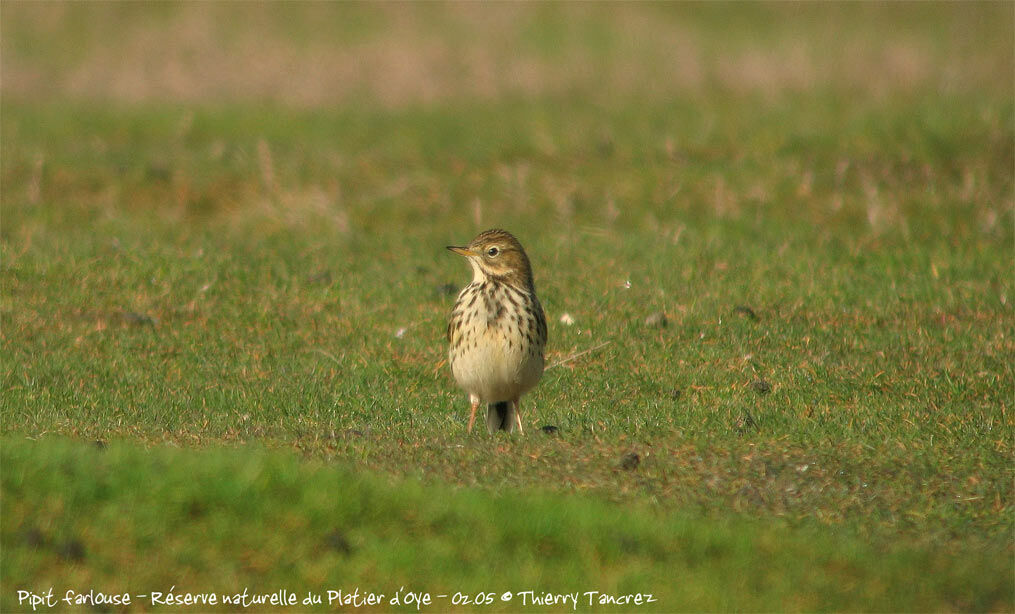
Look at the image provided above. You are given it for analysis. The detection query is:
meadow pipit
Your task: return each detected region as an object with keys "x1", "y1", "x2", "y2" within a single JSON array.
[{"x1": 447, "y1": 229, "x2": 547, "y2": 434}]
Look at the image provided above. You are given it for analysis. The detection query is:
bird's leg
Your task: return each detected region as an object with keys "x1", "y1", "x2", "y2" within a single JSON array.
[
  {"x1": 513, "y1": 397, "x2": 524, "y2": 435},
  {"x1": 467, "y1": 395, "x2": 481, "y2": 433}
]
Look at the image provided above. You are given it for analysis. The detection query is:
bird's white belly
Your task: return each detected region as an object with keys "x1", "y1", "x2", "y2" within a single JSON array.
[{"x1": 450, "y1": 325, "x2": 543, "y2": 403}]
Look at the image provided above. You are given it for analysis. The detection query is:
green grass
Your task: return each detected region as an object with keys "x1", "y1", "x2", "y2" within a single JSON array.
[
  {"x1": 2, "y1": 438, "x2": 1009, "y2": 612},
  {"x1": 2, "y1": 3, "x2": 1014, "y2": 612}
]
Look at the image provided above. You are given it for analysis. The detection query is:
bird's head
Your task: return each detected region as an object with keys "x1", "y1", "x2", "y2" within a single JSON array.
[{"x1": 447, "y1": 229, "x2": 534, "y2": 288}]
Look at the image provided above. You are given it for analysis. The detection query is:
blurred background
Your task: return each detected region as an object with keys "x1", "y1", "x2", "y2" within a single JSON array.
[{"x1": 3, "y1": 2, "x2": 1009, "y2": 109}]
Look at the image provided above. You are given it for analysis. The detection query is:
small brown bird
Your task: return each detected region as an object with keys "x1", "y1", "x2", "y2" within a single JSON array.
[{"x1": 446, "y1": 229, "x2": 547, "y2": 433}]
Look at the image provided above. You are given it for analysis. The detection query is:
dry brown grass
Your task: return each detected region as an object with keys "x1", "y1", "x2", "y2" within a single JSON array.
[{"x1": 2, "y1": 2, "x2": 1011, "y2": 108}]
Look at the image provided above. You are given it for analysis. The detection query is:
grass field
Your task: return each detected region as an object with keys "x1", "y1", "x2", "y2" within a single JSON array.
[{"x1": 2, "y1": 3, "x2": 1013, "y2": 612}]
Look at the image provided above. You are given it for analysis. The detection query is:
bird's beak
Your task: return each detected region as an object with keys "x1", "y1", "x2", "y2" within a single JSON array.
[{"x1": 447, "y1": 245, "x2": 474, "y2": 257}]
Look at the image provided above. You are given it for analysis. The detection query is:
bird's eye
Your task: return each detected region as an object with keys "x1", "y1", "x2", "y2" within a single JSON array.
[{"x1": 487, "y1": 247, "x2": 499, "y2": 257}]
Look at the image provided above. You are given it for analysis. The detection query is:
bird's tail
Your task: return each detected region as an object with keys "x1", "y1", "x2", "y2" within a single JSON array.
[{"x1": 486, "y1": 401, "x2": 516, "y2": 433}]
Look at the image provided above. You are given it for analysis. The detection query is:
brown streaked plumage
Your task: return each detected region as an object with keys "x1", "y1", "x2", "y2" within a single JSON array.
[{"x1": 446, "y1": 229, "x2": 547, "y2": 434}]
